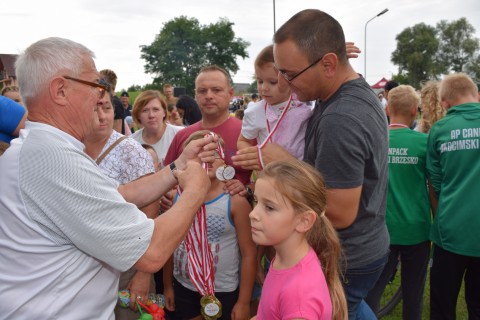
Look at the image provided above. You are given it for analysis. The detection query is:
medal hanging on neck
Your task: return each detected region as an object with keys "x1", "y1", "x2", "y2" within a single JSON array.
[
  {"x1": 177, "y1": 132, "x2": 222, "y2": 319},
  {"x1": 257, "y1": 95, "x2": 293, "y2": 169}
]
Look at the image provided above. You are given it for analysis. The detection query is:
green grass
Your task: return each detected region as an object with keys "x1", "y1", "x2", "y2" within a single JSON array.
[{"x1": 381, "y1": 268, "x2": 468, "y2": 319}]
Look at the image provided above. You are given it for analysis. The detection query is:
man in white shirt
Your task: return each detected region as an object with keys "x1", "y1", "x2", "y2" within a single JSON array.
[{"x1": 0, "y1": 37, "x2": 216, "y2": 319}]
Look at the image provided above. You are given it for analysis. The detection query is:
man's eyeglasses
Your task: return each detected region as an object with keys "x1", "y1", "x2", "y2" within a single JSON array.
[
  {"x1": 63, "y1": 76, "x2": 109, "y2": 99},
  {"x1": 275, "y1": 55, "x2": 324, "y2": 84}
]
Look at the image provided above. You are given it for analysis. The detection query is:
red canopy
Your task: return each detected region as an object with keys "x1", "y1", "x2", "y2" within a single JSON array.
[{"x1": 371, "y1": 77, "x2": 389, "y2": 89}]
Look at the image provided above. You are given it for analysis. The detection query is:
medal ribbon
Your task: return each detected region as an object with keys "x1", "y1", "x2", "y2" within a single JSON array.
[
  {"x1": 179, "y1": 132, "x2": 223, "y2": 297},
  {"x1": 257, "y1": 95, "x2": 293, "y2": 169}
]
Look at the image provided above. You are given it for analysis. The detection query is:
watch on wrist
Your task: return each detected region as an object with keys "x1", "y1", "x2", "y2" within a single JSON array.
[{"x1": 169, "y1": 162, "x2": 178, "y2": 180}]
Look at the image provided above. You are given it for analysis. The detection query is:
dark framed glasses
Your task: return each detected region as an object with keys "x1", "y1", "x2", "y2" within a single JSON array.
[{"x1": 275, "y1": 55, "x2": 324, "y2": 84}]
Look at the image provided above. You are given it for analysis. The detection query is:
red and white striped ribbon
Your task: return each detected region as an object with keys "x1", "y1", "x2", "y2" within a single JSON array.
[
  {"x1": 257, "y1": 95, "x2": 293, "y2": 169},
  {"x1": 178, "y1": 132, "x2": 223, "y2": 296}
]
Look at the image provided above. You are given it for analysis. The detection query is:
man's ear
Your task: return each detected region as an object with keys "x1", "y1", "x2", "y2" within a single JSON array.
[
  {"x1": 322, "y1": 53, "x2": 338, "y2": 77},
  {"x1": 295, "y1": 209, "x2": 317, "y2": 233},
  {"x1": 411, "y1": 104, "x2": 418, "y2": 117},
  {"x1": 50, "y1": 77, "x2": 68, "y2": 106},
  {"x1": 441, "y1": 99, "x2": 451, "y2": 111}
]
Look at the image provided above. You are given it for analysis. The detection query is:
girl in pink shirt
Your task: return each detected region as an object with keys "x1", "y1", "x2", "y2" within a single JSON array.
[{"x1": 250, "y1": 160, "x2": 347, "y2": 320}]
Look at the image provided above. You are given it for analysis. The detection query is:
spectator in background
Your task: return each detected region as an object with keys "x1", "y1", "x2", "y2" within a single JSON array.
[
  {"x1": 427, "y1": 73, "x2": 480, "y2": 320},
  {"x1": 175, "y1": 95, "x2": 202, "y2": 126},
  {"x1": 121, "y1": 91, "x2": 132, "y2": 117},
  {"x1": 164, "y1": 65, "x2": 252, "y2": 188},
  {"x1": 1, "y1": 85, "x2": 23, "y2": 105},
  {"x1": 167, "y1": 104, "x2": 183, "y2": 126},
  {"x1": 100, "y1": 69, "x2": 126, "y2": 134},
  {"x1": 0, "y1": 95, "x2": 27, "y2": 143},
  {"x1": 142, "y1": 144, "x2": 161, "y2": 172},
  {"x1": 366, "y1": 85, "x2": 433, "y2": 320},
  {"x1": 125, "y1": 115, "x2": 136, "y2": 133},
  {"x1": 130, "y1": 90, "x2": 183, "y2": 167},
  {"x1": 384, "y1": 81, "x2": 399, "y2": 124},
  {"x1": 234, "y1": 108, "x2": 245, "y2": 120},
  {"x1": 163, "y1": 83, "x2": 177, "y2": 110},
  {"x1": 247, "y1": 93, "x2": 259, "y2": 108},
  {"x1": 415, "y1": 81, "x2": 446, "y2": 133}
]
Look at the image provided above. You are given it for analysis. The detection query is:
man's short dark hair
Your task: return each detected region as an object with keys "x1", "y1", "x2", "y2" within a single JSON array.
[{"x1": 384, "y1": 80, "x2": 399, "y2": 91}]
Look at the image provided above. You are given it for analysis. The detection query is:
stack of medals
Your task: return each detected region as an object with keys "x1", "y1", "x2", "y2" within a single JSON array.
[
  {"x1": 181, "y1": 133, "x2": 231, "y2": 320},
  {"x1": 200, "y1": 295, "x2": 223, "y2": 319}
]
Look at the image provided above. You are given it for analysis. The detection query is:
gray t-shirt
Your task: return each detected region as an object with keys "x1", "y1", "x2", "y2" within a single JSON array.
[{"x1": 304, "y1": 77, "x2": 389, "y2": 269}]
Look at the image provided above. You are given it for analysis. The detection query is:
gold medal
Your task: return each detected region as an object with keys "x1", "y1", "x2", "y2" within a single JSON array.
[{"x1": 200, "y1": 295, "x2": 222, "y2": 319}]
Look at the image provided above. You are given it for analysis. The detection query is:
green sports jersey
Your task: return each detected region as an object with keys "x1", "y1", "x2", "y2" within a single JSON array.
[
  {"x1": 387, "y1": 128, "x2": 432, "y2": 245},
  {"x1": 427, "y1": 102, "x2": 480, "y2": 257}
]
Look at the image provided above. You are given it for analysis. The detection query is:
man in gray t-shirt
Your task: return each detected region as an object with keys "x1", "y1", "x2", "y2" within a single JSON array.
[
  {"x1": 233, "y1": 9, "x2": 389, "y2": 320},
  {"x1": 274, "y1": 11, "x2": 389, "y2": 320}
]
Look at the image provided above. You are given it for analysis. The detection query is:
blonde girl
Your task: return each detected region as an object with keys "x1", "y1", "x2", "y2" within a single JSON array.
[{"x1": 250, "y1": 159, "x2": 347, "y2": 320}]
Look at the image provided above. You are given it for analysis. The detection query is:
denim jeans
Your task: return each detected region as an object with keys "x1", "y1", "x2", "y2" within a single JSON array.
[{"x1": 343, "y1": 254, "x2": 388, "y2": 320}]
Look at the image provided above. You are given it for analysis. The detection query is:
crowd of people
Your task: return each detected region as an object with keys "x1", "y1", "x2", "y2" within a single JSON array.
[{"x1": 1, "y1": 8, "x2": 479, "y2": 320}]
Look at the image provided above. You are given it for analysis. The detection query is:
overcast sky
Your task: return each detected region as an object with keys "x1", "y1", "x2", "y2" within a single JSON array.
[{"x1": 2, "y1": 0, "x2": 479, "y2": 90}]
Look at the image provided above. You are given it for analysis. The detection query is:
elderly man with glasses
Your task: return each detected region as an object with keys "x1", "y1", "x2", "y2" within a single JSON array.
[
  {"x1": 234, "y1": 10, "x2": 389, "y2": 320},
  {"x1": 0, "y1": 37, "x2": 218, "y2": 319}
]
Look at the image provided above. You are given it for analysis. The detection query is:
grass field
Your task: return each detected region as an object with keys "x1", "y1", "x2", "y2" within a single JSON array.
[{"x1": 381, "y1": 269, "x2": 468, "y2": 319}]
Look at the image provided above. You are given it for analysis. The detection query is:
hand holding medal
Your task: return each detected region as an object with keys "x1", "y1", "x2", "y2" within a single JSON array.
[{"x1": 213, "y1": 137, "x2": 236, "y2": 182}]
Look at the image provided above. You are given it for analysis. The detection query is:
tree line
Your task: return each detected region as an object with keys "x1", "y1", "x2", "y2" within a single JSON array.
[{"x1": 125, "y1": 16, "x2": 479, "y2": 93}]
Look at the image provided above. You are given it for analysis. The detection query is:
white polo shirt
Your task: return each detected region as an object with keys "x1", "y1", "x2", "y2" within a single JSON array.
[{"x1": 0, "y1": 122, "x2": 154, "y2": 319}]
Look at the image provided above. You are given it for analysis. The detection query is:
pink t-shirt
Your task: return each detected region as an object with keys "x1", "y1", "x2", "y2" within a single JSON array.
[{"x1": 256, "y1": 248, "x2": 332, "y2": 320}]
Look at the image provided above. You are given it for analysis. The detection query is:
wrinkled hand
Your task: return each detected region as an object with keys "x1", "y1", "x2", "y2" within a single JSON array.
[
  {"x1": 159, "y1": 188, "x2": 176, "y2": 212},
  {"x1": 176, "y1": 161, "x2": 210, "y2": 195},
  {"x1": 127, "y1": 272, "x2": 152, "y2": 311},
  {"x1": 177, "y1": 134, "x2": 218, "y2": 168},
  {"x1": 346, "y1": 41, "x2": 361, "y2": 59}
]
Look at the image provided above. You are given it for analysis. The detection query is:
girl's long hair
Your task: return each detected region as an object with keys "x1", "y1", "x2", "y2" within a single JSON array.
[
  {"x1": 260, "y1": 159, "x2": 347, "y2": 320},
  {"x1": 419, "y1": 81, "x2": 445, "y2": 133}
]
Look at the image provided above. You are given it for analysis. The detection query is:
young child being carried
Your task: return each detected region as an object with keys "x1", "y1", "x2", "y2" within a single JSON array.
[
  {"x1": 237, "y1": 45, "x2": 311, "y2": 162},
  {"x1": 163, "y1": 130, "x2": 256, "y2": 320},
  {"x1": 250, "y1": 159, "x2": 346, "y2": 320},
  {"x1": 237, "y1": 43, "x2": 361, "y2": 164}
]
